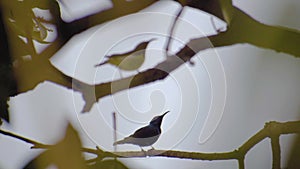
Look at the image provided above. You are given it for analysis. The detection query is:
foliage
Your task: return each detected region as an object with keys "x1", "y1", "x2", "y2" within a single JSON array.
[
  {"x1": 0, "y1": 0, "x2": 299, "y2": 168},
  {"x1": 23, "y1": 124, "x2": 87, "y2": 169}
]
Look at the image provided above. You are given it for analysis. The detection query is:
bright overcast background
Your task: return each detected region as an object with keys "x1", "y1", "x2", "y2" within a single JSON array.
[{"x1": 1, "y1": 0, "x2": 300, "y2": 169}]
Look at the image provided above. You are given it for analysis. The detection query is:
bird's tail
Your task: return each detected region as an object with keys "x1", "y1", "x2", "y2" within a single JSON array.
[
  {"x1": 94, "y1": 60, "x2": 108, "y2": 67},
  {"x1": 113, "y1": 139, "x2": 128, "y2": 146}
]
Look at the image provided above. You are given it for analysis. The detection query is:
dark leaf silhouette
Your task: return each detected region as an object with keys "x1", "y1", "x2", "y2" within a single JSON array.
[
  {"x1": 0, "y1": 8, "x2": 18, "y2": 122},
  {"x1": 23, "y1": 124, "x2": 87, "y2": 169}
]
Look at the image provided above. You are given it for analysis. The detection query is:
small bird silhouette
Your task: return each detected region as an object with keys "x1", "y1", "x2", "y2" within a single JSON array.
[
  {"x1": 113, "y1": 111, "x2": 169, "y2": 150},
  {"x1": 95, "y1": 38, "x2": 157, "y2": 71}
]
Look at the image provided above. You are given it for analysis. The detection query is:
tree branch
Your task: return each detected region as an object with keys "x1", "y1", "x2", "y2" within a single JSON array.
[
  {"x1": 41, "y1": 0, "x2": 158, "y2": 60},
  {"x1": 76, "y1": 45, "x2": 196, "y2": 112},
  {"x1": 1, "y1": 120, "x2": 299, "y2": 167},
  {"x1": 4, "y1": 0, "x2": 300, "y2": 114},
  {"x1": 1, "y1": 0, "x2": 158, "y2": 93},
  {"x1": 86, "y1": 121, "x2": 300, "y2": 160},
  {"x1": 78, "y1": 5, "x2": 300, "y2": 112},
  {"x1": 0, "y1": 129, "x2": 48, "y2": 148},
  {"x1": 219, "y1": 7, "x2": 300, "y2": 56}
]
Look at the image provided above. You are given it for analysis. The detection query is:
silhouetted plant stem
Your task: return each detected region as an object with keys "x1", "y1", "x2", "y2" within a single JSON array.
[
  {"x1": 165, "y1": 7, "x2": 184, "y2": 53},
  {"x1": 1, "y1": 120, "x2": 299, "y2": 167},
  {"x1": 2, "y1": 0, "x2": 299, "y2": 114},
  {"x1": 79, "y1": 6, "x2": 300, "y2": 112},
  {"x1": 238, "y1": 156, "x2": 245, "y2": 169},
  {"x1": 271, "y1": 135, "x2": 281, "y2": 169},
  {"x1": 0, "y1": 129, "x2": 39, "y2": 145}
]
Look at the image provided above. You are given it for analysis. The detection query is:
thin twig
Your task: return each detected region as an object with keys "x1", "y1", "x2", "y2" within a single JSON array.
[
  {"x1": 0, "y1": 129, "x2": 47, "y2": 148},
  {"x1": 113, "y1": 112, "x2": 117, "y2": 152},
  {"x1": 85, "y1": 157, "x2": 98, "y2": 164},
  {"x1": 26, "y1": 31, "x2": 38, "y2": 59},
  {"x1": 271, "y1": 135, "x2": 281, "y2": 169},
  {"x1": 112, "y1": 112, "x2": 117, "y2": 168},
  {"x1": 238, "y1": 156, "x2": 245, "y2": 169},
  {"x1": 165, "y1": 7, "x2": 184, "y2": 54}
]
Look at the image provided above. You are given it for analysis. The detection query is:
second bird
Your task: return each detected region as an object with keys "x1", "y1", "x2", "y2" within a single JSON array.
[{"x1": 95, "y1": 38, "x2": 156, "y2": 71}]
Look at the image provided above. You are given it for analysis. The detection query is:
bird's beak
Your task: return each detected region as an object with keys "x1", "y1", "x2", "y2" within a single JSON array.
[
  {"x1": 161, "y1": 111, "x2": 169, "y2": 117},
  {"x1": 148, "y1": 38, "x2": 158, "y2": 42}
]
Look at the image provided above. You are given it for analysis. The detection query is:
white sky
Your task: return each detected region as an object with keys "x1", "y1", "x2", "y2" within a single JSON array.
[{"x1": 1, "y1": 0, "x2": 300, "y2": 169}]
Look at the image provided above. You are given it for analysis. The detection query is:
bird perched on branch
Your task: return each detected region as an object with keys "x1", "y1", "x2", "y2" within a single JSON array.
[
  {"x1": 95, "y1": 38, "x2": 157, "y2": 71},
  {"x1": 113, "y1": 111, "x2": 169, "y2": 150}
]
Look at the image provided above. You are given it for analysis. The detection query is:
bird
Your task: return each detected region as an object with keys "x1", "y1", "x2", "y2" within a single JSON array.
[
  {"x1": 95, "y1": 38, "x2": 157, "y2": 71},
  {"x1": 113, "y1": 111, "x2": 169, "y2": 150}
]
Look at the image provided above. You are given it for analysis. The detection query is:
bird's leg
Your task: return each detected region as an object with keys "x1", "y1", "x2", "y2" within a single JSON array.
[
  {"x1": 150, "y1": 146, "x2": 155, "y2": 150},
  {"x1": 140, "y1": 147, "x2": 146, "y2": 152},
  {"x1": 118, "y1": 70, "x2": 123, "y2": 78},
  {"x1": 188, "y1": 60, "x2": 195, "y2": 66},
  {"x1": 140, "y1": 147, "x2": 147, "y2": 156}
]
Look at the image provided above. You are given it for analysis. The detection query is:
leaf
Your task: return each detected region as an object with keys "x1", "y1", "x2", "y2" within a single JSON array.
[
  {"x1": 23, "y1": 124, "x2": 87, "y2": 169},
  {"x1": 31, "y1": 18, "x2": 52, "y2": 44},
  {"x1": 0, "y1": 64, "x2": 18, "y2": 123},
  {"x1": 5, "y1": 1, "x2": 52, "y2": 44},
  {"x1": 8, "y1": 18, "x2": 51, "y2": 44},
  {"x1": 0, "y1": 8, "x2": 19, "y2": 123},
  {"x1": 0, "y1": 99, "x2": 10, "y2": 123},
  {"x1": 10, "y1": 35, "x2": 31, "y2": 58}
]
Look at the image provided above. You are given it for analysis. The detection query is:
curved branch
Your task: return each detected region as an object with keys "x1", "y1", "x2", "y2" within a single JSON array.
[
  {"x1": 1, "y1": 120, "x2": 299, "y2": 166},
  {"x1": 0, "y1": 129, "x2": 48, "y2": 148},
  {"x1": 86, "y1": 121, "x2": 300, "y2": 160},
  {"x1": 75, "y1": 44, "x2": 197, "y2": 112},
  {"x1": 216, "y1": 7, "x2": 300, "y2": 57},
  {"x1": 79, "y1": 6, "x2": 300, "y2": 112}
]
